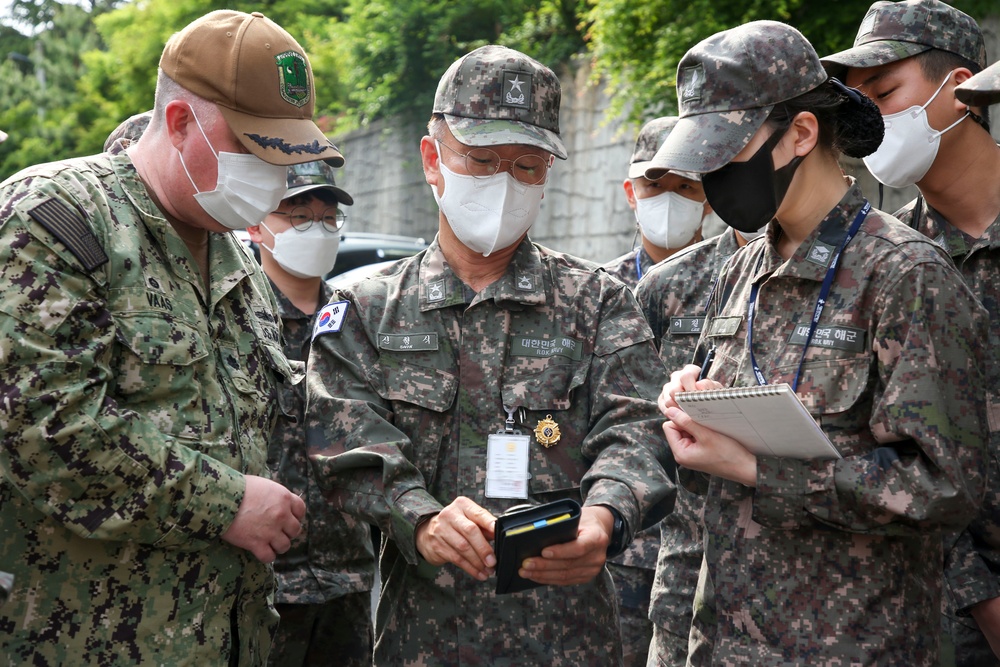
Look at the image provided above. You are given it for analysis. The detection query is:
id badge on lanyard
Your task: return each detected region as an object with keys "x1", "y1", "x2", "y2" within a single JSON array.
[{"x1": 485, "y1": 406, "x2": 531, "y2": 499}]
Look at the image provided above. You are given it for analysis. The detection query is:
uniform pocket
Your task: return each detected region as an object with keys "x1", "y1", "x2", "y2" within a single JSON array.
[{"x1": 503, "y1": 363, "x2": 591, "y2": 499}]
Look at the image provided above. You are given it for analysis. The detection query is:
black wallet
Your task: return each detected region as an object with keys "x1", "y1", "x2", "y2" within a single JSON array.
[{"x1": 493, "y1": 498, "x2": 581, "y2": 595}]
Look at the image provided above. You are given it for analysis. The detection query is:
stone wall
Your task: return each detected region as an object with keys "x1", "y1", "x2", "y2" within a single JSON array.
[{"x1": 331, "y1": 17, "x2": 1000, "y2": 264}]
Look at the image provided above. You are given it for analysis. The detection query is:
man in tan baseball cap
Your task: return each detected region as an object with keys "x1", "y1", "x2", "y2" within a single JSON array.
[{"x1": 0, "y1": 10, "x2": 341, "y2": 665}]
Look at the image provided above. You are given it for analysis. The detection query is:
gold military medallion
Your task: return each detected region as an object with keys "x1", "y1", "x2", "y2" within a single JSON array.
[{"x1": 534, "y1": 414, "x2": 561, "y2": 448}]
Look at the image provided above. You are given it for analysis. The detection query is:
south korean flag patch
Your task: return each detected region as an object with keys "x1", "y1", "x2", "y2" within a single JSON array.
[{"x1": 313, "y1": 300, "x2": 350, "y2": 339}]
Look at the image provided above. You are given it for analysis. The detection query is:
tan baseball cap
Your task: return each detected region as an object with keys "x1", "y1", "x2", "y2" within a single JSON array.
[{"x1": 159, "y1": 10, "x2": 344, "y2": 167}]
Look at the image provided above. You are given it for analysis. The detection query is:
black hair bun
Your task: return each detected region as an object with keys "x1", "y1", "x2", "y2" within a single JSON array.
[{"x1": 830, "y1": 79, "x2": 885, "y2": 159}]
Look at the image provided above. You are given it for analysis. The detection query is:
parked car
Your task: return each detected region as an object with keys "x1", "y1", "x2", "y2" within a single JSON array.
[
  {"x1": 327, "y1": 259, "x2": 398, "y2": 290},
  {"x1": 326, "y1": 232, "x2": 428, "y2": 280}
]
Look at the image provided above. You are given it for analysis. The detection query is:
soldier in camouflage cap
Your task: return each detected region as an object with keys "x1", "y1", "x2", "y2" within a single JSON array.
[
  {"x1": 306, "y1": 45, "x2": 676, "y2": 666},
  {"x1": 242, "y1": 161, "x2": 374, "y2": 667},
  {"x1": 820, "y1": 0, "x2": 986, "y2": 79},
  {"x1": 956, "y1": 60, "x2": 1000, "y2": 107},
  {"x1": 649, "y1": 19, "x2": 988, "y2": 667},
  {"x1": 645, "y1": 21, "x2": 828, "y2": 177},
  {"x1": 604, "y1": 117, "x2": 723, "y2": 291},
  {"x1": 0, "y1": 10, "x2": 332, "y2": 666},
  {"x1": 823, "y1": 7, "x2": 1000, "y2": 664}
]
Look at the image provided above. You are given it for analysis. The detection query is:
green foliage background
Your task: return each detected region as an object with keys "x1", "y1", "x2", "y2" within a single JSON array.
[{"x1": 0, "y1": 0, "x2": 995, "y2": 179}]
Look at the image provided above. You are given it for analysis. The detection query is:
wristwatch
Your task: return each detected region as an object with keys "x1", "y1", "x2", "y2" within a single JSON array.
[{"x1": 605, "y1": 507, "x2": 627, "y2": 558}]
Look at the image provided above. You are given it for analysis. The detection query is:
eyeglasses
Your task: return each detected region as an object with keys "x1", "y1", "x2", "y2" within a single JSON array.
[
  {"x1": 272, "y1": 206, "x2": 346, "y2": 233},
  {"x1": 437, "y1": 141, "x2": 550, "y2": 185}
]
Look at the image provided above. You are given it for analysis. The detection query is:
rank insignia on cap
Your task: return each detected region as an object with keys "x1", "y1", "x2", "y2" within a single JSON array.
[
  {"x1": 534, "y1": 414, "x2": 561, "y2": 447},
  {"x1": 502, "y1": 71, "x2": 531, "y2": 109},
  {"x1": 857, "y1": 8, "x2": 878, "y2": 38},
  {"x1": 680, "y1": 64, "x2": 704, "y2": 104},
  {"x1": 275, "y1": 51, "x2": 310, "y2": 107}
]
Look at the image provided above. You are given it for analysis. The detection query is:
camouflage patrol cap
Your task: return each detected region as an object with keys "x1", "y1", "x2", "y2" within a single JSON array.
[
  {"x1": 628, "y1": 117, "x2": 699, "y2": 181},
  {"x1": 956, "y1": 60, "x2": 1000, "y2": 107},
  {"x1": 160, "y1": 10, "x2": 344, "y2": 167},
  {"x1": 433, "y1": 45, "x2": 567, "y2": 160},
  {"x1": 103, "y1": 110, "x2": 153, "y2": 152},
  {"x1": 645, "y1": 20, "x2": 828, "y2": 176},
  {"x1": 285, "y1": 160, "x2": 354, "y2": 206},
  {"x1": 820, "y1": 0, "x2": 986, "y2": 80}
]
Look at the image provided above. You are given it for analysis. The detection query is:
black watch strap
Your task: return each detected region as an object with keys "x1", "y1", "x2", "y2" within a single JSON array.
[{"x1": 605, "y1": 507, "x2": 627, "y2": 558}]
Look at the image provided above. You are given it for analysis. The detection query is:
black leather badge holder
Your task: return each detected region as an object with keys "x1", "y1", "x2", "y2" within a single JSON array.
[{"x1": 493, "y1": 498, "x2": 581, "y2": 595}]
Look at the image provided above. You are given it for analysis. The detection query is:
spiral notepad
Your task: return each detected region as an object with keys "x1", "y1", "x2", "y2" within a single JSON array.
[{"x1": 674, "y1": 383, "x2": 841, "y2": 459}]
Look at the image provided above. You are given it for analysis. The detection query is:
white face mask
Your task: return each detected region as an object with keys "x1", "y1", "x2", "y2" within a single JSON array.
[
  {"x1": 177, "y1": 110, "x2": 289, "y2": 230},
  {"x1": 863, "y1": 71, "x2": 968, "y2": 189},
  {"x1": 261, "y1": 220, "x2": 341, "y2": 279},
  {"x1": 433, "y1": 141, "x2": 544, "y2": 257},
  {"x1": 634, "y1": 190, "x2": 705, "y2": 249}
]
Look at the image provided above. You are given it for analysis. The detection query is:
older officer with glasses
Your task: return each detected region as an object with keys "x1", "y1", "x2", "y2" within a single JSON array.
[{"x1": 306, "y1": 45, "x2": 676, "y2": 666}]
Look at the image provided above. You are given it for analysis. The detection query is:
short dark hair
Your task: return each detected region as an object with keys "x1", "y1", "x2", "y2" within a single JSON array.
[{"x1": 913, "y1": 49, "x2": 990, "y2": 131}]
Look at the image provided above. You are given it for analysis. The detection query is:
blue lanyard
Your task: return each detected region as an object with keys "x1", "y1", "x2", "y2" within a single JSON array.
[
  {"x1": 634, "y1": 247, "x2": 644, "y2": 282},
  {"x1": 747, "y1": 200, "x2": 870, "y2": 391}
]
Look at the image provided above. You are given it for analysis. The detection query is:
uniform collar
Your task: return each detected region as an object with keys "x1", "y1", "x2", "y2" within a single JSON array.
[
  {"x1": 418, "y1": 236, "x2": 547, "y2": 311},
  {"x1": 764, "y1": 179, "x2": 868, "y2": 283}
]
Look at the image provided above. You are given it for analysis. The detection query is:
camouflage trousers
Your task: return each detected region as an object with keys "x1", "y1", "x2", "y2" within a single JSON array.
[
  {"x1": 269, "y1": 592, "x2": 373, "y2": 667},
  {"x1": 608, "y1": 563, "x2": 655, "y2": 667}
]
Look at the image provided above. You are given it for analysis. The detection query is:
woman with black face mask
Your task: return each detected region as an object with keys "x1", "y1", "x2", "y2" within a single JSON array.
[{"x1": 644, "y1": 20, "x2": 990, "y2": 667}]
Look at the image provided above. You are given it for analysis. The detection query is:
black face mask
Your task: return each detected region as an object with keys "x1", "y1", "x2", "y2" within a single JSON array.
[{"x1": 702, "y1": 126, "x2": 806, "y2": 234}]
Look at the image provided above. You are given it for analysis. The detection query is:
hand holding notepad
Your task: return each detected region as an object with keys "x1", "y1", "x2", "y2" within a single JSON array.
[{"x1": 673, "y1": 383, "x2": 841, "y2": 460}]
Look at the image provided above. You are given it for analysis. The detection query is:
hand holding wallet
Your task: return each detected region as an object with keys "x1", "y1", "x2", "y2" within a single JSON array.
[{"x1": 493, "y1": 498, "x2": 581, "y2": 595}]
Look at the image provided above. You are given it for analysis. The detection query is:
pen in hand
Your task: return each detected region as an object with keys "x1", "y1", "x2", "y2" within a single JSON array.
[{"x1": 698, "y1": 347, "x2": 716, "y2": 381}]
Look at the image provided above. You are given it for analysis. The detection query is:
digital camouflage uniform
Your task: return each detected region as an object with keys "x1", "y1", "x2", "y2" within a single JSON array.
[
  {"x1": 634, "y1": 228, "x2": 743, "y2": 667},
  {"x1": 602, "y1": 243, "x2": 662, "y2": 667},
  {"x1": 895, "y1": 198, "x2": 1000, "y2": 667},
  {"x1": 267, "y1": 278, "x2": 375, "y2": 667},
  {"x1": 686, "y1": 184, "x2": 988, "y2": 665},
  {"x1": 821, "y1": 4, "x2": 996, "y2": 665},
  {"x1": 604, "y1": 246, "x2": 656, "y2": 288},
  {"x1": 0, "y1": 151, "x2": 291, "y2": 665},
  {"x1": 0, "y1": 572, "x2": 11, "y2": 609},
  {"x1": 306, "y1": 237, "x2": 676, "y2": 666}
]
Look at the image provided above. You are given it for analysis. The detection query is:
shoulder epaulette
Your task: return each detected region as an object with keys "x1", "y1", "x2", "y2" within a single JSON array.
[{"x1": 27, "y1": 198, "x2": 108, "y2": 271}]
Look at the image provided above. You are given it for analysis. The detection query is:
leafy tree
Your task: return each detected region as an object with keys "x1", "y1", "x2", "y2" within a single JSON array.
[
  {"x1": 585, "y1": 0, "x2": 997, "y2": 130},
  {"x1": 329, "y1": 0, "x2": 588, "y2": 132},
  {"x1": 0, "y1": 2, "x2": 112, "y2": 177}
]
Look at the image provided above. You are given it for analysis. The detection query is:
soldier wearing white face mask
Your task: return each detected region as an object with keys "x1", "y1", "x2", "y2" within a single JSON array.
[
  {"x1": 604, "y1": 117, "x2": 727, "y2": 289},
  {"x1": 822, "y1": 3, "x2": 1000, "y2": 665},
  {"x1": 306, "y1": 45, "x2": 676, "y2": 667},
  {"x1": 244, "y1": 162, "x2": 376, "y2": 667}
]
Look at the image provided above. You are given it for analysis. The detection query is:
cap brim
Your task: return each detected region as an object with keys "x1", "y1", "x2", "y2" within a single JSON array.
[
  {"x1": 286, "y1": 183, "x2": 354, "y2": 206},
  {"x1": 643, "y1": 107, "x2": 771, "y2": 178},
  {"x1": 628, "y1": 160, "x2": 700, "y2": 181},
  {"x1": 820, "y1": 41, "x2": 930, "y2": 80},
  {"x1": 955, "y1": 87, "x2": 1000, "y2": 107},
  {"x1": 445, "y1": 115, "x2": 568, "y2": 160},
  {"x1": 218, "y1": 107, "x2": 345, "y2": 167}
]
